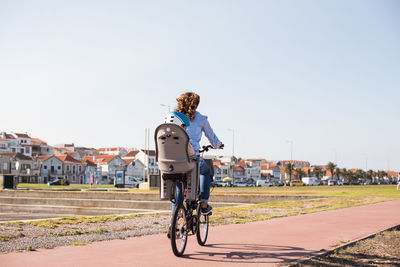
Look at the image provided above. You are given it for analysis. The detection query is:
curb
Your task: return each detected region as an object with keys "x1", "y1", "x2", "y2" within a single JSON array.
[{"x1": 289, "y1": 223, "x2": 400, "y2": 266}]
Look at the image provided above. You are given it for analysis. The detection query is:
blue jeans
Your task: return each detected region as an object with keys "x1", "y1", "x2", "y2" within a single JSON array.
[{"x1": 171, "y1": 158, "x2": 211, "y2": 214}]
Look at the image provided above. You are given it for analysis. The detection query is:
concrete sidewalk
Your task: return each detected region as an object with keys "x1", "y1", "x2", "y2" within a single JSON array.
[{"x1": 1, "y1": 200, "x2": 400, "y2": 266}]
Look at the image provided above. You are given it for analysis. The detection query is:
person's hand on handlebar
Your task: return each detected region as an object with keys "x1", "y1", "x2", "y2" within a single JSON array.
[{"x1": 218, "y1": 143, "x2": 224, "y2": 149}]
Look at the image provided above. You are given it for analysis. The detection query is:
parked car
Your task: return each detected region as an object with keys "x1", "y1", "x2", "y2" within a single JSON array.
[
  {"x1": 328, "y1": 180, "x2": 337, "y2": 186},
  {"x1": 235, "y1": 182, "x2": 249, "y2": 187},
  {"x1": 256, "y1": 180, "x2": 272, "y2": 187},
  {"x1": 271, "y1": 181, "x2": 284, "y2": 186},
  {"x1": 221, "y1": 181, "x2": 233, "y2": 187},
  {"x1": 246, "y1": 181, "x2": 256, "y2": 187},
  {"x1": 47, "y1": 178, "x2": 69, "y2": 186},
  {"x1": 290, "y1": 180, "x2": 305, "y2": 186}
]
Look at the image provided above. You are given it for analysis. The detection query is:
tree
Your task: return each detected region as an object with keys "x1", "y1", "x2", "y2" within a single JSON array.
[
  {"x1": 313, "y1": 166, "x2": 322, "y2": 179},
  {"x1": 335, "y1": 168, "x2": 341, "y2": 181},
  {"x1": 326, "y1": 162, "x2": 337, "y2": 180},
  {"x1": 294, "y1": 168, "x2": 305, "y2": 180},
  {"x1": 377, "y1": 170, "x2": 387, "y2": 184},
  {"x1": 355, "y1": 169, "x2": 366, "y2": 183},
  {"x1": 366, "y1": 169, "x2": 375, "y2": 183},
  {"x1": 285, "y1": 162, "x2": 294, "y2": 185},
  {"x1": 341, "y1": 168, "x2": 348, "y2": 183}
]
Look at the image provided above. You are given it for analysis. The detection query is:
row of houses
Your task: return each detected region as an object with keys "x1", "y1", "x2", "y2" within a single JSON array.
[
  {"x1": 210, "y1": 157, "x2": 399, "y2": 185},
  {"x1": 1, "y1": 132, "x2": 398, "y2": 185}
]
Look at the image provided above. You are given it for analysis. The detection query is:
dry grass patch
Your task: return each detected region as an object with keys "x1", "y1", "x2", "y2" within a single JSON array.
[{"x1": 296, "y1": 227, "x2": 400, "y2": 266}]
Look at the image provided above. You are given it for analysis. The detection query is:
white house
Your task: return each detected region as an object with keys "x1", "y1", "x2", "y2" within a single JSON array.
[
  {"x1": 134, "y1": 150, "x2": 159, "y2": 177},
  {"x1": 31, "y1": 138, "x2": 53, "y2": 156},
  {"x1": 85, "y1": 155, "x2": 126, "y2": 184},
  {"x1": 56, "y1": 155, "x2": 85, "y2": 184},
  {"x1": 39, "y1": 155, "x2": 64, "y2": 183},
  {"x1": 98, "y1": 147, "x2": 128, "y2": 156},
  {"x1": 0, "y1": 132, "x2": 32, "y2": 156},
  {"x1": 124, "y1": 158, "x2": 145, "y2": 181}
]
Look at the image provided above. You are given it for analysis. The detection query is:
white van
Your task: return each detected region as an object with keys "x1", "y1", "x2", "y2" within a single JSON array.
[
  {"x1": 256, "y1": 180, "x2": 272, "y2": 187},
  {"x1": 302, "y1": 177, "x2": 320, "y2": 186}
]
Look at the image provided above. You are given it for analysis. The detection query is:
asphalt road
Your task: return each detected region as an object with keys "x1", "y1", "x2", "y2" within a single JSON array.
[{"x1": 1, "y1": 200, "x2": 400, "y2": 266}]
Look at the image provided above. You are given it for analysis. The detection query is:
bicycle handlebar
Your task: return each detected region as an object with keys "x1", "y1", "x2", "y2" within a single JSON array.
[{"x1": 199, "y1": 144, "x2": 224, "y2": 153}]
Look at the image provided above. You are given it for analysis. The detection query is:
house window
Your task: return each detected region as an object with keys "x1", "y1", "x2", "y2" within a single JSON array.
[
  {"x1": 44, "y1": 165, "x2": 47, "y2": 169},
  {"x1": 73, "y1": 176, "x2": 76, "y2": 181},
  {"x1": 78, "y1": 166, "x2": 81, "y2": 172},
  {"x1": 25, "y1": 147, "x2": 30, "y2": 154},
  {"x1": 58, "y1": 166, "x2": 61, "y2": 170},
  {"x1": 3, "y1": 163, "x2": 7, "y2": 170},
  {"x1": 73, "y1": 165, "x2": 75, "y2": 174},
  {"x1": 66, "y1": 165, "x2": 70, "y2": 171},
  {"x1": 20, "y1": 149, "x2": 24, "y2": 153},
  {"x1": 11, "y1": 148, "x2": 16, "y2": 152}
]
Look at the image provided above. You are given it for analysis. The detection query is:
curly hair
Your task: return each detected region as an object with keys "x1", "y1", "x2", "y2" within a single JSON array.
[{"x1": 175, "y1": 92, "x2": 200, "y2": 121}]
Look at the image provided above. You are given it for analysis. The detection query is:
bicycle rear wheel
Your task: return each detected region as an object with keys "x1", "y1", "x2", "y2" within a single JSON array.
[
  {"x1": 171, "y1": 204, "x2": 188, "y2": 257},
  {"x1": 196, "y1": 206, "x2": 209, "y2": 246}
]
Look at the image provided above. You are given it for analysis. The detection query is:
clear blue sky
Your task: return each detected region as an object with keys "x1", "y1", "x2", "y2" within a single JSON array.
[{"x1": 1, "y1": 0, "x2": 399, "y2": 171}]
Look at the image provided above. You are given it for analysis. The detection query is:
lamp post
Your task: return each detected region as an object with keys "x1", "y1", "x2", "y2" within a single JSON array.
[
  {"x1": 228, "y1": 128, "x2": 235, "y2": 186},
  {"x1": 160, "y1": 104, "x2": 171, "y2": 113},
  {"x1": 286, "y1": 140, "x2": 293, "y2": 161}
]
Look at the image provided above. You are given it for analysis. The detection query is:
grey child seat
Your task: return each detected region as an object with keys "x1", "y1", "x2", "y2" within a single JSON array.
[{"x1": 154, "y1": 123, "x2": 199, "y2": 201}]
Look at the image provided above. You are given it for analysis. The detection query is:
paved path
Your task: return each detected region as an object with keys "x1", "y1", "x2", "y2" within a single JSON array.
[{"x1": 1, "y1": 200, "x2": 400, "y2": 266}]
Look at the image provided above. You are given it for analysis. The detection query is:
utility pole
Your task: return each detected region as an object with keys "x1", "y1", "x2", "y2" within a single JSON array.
[
  {"x1": 228, "y1": 128, "x2": 235, "y2": 186},
  {"x1": 160, "y1": 104, "x2": 171, "y2": 113},
  {"x1": 286, "y1": 140, "x2": 293, "y2": 161}
]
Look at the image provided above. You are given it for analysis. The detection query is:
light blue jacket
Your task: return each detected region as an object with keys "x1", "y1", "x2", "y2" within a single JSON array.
[{"x1": 186, "y1": 111, "x2": 222, "y2": 154}]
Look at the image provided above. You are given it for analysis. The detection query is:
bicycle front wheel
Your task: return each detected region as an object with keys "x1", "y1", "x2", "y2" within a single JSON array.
[
  {"x1": 196, "y1": 207, "x2": 209, "y2": 246},
  {"x1": 171, "y1": 204, "x2": 188, "y2": 257}
]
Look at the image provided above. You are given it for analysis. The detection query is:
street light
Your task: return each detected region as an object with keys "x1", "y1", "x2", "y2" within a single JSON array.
[
  {"x1": 227, "y1": 128, "x2": 235, "y2": 157},
  {"x1": 227, "y1": 128, "x2": 235, "y2": 186},
  {"x1": 160, "y1": 104, "x2": 171, "y2": 113},
  {"x1": 286, "y1": 140, "x2": 293, "y2": 161}
]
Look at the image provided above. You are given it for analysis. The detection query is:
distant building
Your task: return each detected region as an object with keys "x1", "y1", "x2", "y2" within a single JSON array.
[
  {"x1": 39, "y1": 155, "x2": 64, "y2": 183},
  {"x1": 31, "y1": 138, "x2": 53, "y2": 156},
  {"x1": 98, "y1": 147, "x2": 128, "y2": 156},
  {"x1": 84, "y1": 155, "x2": 126, "y2": 184},
  {"x1": 134, "y1": 150, "x2": 159, "y2": 177},
  {"x1": 274, "y1": 160, "x2": 311, "y2": 168},
  {"x1": 55, "y1": 155, "x2": 85, "y2": 184},
  {"x1": 0, "y1": 153, "x2": 41, "y2": 183}
]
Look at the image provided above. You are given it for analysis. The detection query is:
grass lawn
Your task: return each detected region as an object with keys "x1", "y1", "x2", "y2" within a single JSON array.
[
  {"x1": 211, "y1": 185, "x2": 400, "y2": 225},
  {"x1": 17, "y1": 183, "x2": 115, "y2": 189},
  {"x1": 7, "y1": 185, "x2": 399, "y2": 227}
]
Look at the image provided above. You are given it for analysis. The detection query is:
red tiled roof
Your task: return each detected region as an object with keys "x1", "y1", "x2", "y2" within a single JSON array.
[
  {"x1": 55, "y1": 155, "x2": 82, "y2": 164},
  {"x1": 83, "y1": 159, "x2": 97, "y2": 167},
  {"x1": 0, "y1": 152, "x2": 32, "y2": 160},
  {"x1": 14, "y1": 133, "x2": 30, "y2": 138},
  {"x1": 387, "y1": 171, "x2": 399, "y2": 178},
  {"x1": 123, "y1": 150, "x2": 140, "y2": 158},
  {"x1": 213, "y1": 161, "x2": 221, "y2": 167},
  {"x1": 98, "y1": 147, "x2": 125, "y2": 152},
  {"x1": 38, "y1": 155, "x2": 53, "y2": 162},
  {"x1": 31, "y1": 138, "x2": 47, "y2": 144},
  {"x1": 142, "y1": 150, "x2": 156, "y2": 156},
  {"x1": 124, "y1": 159, "x2": 135, "y2": 166},
  {"x1": 261, "y1": 164, "x2": 277, "y2": 170},
  {"x1": 84, "y1": 155, "x2": 116, "y2": 164}
]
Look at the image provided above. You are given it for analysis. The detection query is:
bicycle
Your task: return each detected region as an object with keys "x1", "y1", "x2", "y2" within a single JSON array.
[
  {"x1": 154, "y1": 123, "x2": 218, "y2": 257},
  {"x1": 169, "y1": 144, "x2": 214, "y2": 256}
]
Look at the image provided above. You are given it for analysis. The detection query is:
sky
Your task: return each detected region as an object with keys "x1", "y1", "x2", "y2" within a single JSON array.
[{"x1": 1, "y1": 0, "x2": 399, "y2": 171}]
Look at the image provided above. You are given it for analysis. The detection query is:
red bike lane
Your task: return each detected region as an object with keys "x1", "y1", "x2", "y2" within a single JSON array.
[{"x1": 1, "y1": 199, "x2": 400, "y2": 266}]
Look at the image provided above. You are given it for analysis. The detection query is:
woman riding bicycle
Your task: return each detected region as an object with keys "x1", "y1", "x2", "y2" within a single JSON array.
[{"x1": 172, "y1": 92, "x2": 224, "y2": 215}]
